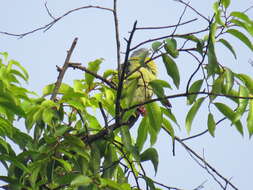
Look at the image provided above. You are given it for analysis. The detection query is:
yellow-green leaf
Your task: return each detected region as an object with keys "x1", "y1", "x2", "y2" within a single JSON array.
[{"x1": 185, "y1": 97, "x2": 205, "y2": 134}]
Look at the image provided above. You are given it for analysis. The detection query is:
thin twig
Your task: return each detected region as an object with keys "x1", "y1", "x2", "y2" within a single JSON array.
[
  {"x1": 0, "y1": 6, "x2": 113, "y2": 38},
  {"x1": 175, "y1": 136, "x2": 239, "y2": 190},
  {"x1": 112, "y1": 0, "x2": 121, "y2": 77},
  {"x1": 44, "y1": 1, "x2": 56, "y2": 20},
  {"x1": 99, "y1": 102, "x2": 108, "y2": 128},
  {"x1": 50, "y1": 38, "x2": 78, "y2": 101},
  {"x1": 136, "y1": 18, "x2": 197, "y2": 30},
  {"x1": 174, "y1": 0, "x2": 210, "y2": 22}
]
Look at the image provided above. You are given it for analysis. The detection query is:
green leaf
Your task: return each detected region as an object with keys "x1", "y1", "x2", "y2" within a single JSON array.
[
  {"x1": 211, "y1": 75, "x2": 224, "y2": 101},
  {"x1": 226, "y1": 29, "x2": 253, "y2": 51},
  {"x1": 230, "y1": 11, "x2": 252, "y2": 24},
  {"x1": 143, "y1": 176, "x2": 156, "y2": 190},
  {"x1": 42, "y1": 83, "x2": 73, "y2": 96},
  {"x1": 164, "y1": 38, "x2": 179, "y2": 58},
  {"x1": 162, "y1": 118, "x2": 174, "y2": 138},
  {"x1": 187, "y1": 80, "x2": 203, "y2": 105},
  {"x1": 214, "y1": 102, "x2": 243, "y2": 135},
  {"x1": 136, "y1": 116, "x2": 148, "y2": 152},
  {"x1": 161, "y1": 108, "x2": 180, "y2": 128},
  {"x1": 208, "y1": 113, "x2": 216, "y2": 137},
  {"x1": 85, "y1": 59, "x2": 103, "y2": 86},
  {"x1": 224, "y1": 68, "x2": 234, "y2": 93},
  {"x1": 207, "y1": 38, "x2": 219, "y2": 77},
  {"x1": 218, "y1": 38, "x2": 237, "y2": 59},
  {"x1": 236, "y1": 74, "x2": 253, "y2": 93},
  {"x1": 247, "y1": 97, "x2": 253, "y2": 137},
  {"x1": 229, "y1": 19, "x2": 253, "y2": 37},
  {"x1": 162, "y1": 54, "x2": 180, "y2": 88},
  {"x1": 185, "y1": 98, "x2": 205, "y2": 134},
  {"x1": 152, "y1": 41, "x2": 162, "y2": 52},
  {"x1": 233, "y1": 85, "x2": 248, "y2": 123},
  {"x1": 0, "y1": 154, "x2": 30, "y2": 173},
  {"x1": 52, "y1": 156, "x2": 72, "y2": 172},
  {"x1": 221, "y1": 0, "x2": 230, "y2": 8},
  {"x1": 120, "y1": 125, "x2": 133, "y2": 153},
  {"x1": 70, "y1": 175, "x2": 92, "y2": 187},
  {"x1": 146, "y1": 102, "x2": 162, "y2": 132},
  {"x1": 213, "y1": 2, "x2": 225, "y2": 26},
  {"x1": 8, "y1": 60, "x2": 29, "y2": 81},
  {"x1": 140, "y1": 148, "x2": 159, "y2": 174}
]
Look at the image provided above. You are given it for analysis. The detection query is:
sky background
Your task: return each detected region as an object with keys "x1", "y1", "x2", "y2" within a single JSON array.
[{"x1": 1, "y1": 0, "x2": 253, "y2": 189}]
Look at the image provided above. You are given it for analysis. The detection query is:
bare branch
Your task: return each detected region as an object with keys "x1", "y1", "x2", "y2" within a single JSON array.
[
  {"x1": 112, "y1": 0, "x2": 121, "y2": 77},
  {"x1": 44, "y1": 1, "x2": 56, "y2": 20},
  {"x1": 136, "y1": 18, "x2": 197, "y2": 30},
  {"x1": 0, "y1": 5, "x2": 113, "y2": 38},
  {"x1": 50, "y1": 37, "x2": 78, "y2": 101},
  {"x1": 174, "y1": 0, "x2": 210, "y2": 23}
]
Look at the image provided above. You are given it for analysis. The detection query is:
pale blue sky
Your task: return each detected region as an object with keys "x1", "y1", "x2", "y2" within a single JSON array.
[{"x1": 1, "y1": 0, "x2": 253, "y2": 189}]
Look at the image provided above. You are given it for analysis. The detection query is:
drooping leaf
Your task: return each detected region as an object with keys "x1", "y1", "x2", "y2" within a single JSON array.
[
  {"x1": 230, "y1": 11, "x2": 252, "y2": 25},
  {"x1": 140, "y1": 148, "x2": 159, "y2": 174},
  {"x1": 210, "y1": 75, "x2": 224, "y2": 101},
  {"x1": 185, "y1": 97, "x2": 205, "y2": 134},
  {"x1": 226, "y1": 29, "x2": 253, "y2": 51},
  {"x1": 236, "y1": 74, "x2": 253, "y2": 93},
  {"x1": 146, "y1": 102, "x2": 162, "y2": 133},
  {"x1": 233, "y1": 85, "x2": 248, "y2": 123},
  {"x1": 136, "y1": 116, "x2": 148, "y2": 152},
  {"x1": 162, "y1": 54, "x2": 180, "y2": 88},
  {"x1": 164, "y1": 38, "x2": 179, "y2": 58},
  {"x1": 161, "y1": 107, "x2": 180, "y2": 128},
  {"x1": 187, "y1": 80, "x2": 203, "y2": 105},
  {"x1": 214, "y1": 102, "x2": 243, "y2": 135},
  {"x1": 208, "y1": 113, "x2": 216, "y2": 137},
  {"x1": 247, "y1": 96, "x2": 253, "y2": 137},
  {"x1": 52, "y1": 156, "x2": 72, "y2": 172},
  {"x1": 218, "y1": 38, "x2": 237, "y2": 59},
  {"x1": 224, "y1": 68, "x2": 234, "y2": 93},
  {"x1": 162, "y1": 117, "x2": 174, "y2": 139},
  {"x1": 207, "y1": 37, "x2": 219, "y2": 77}
]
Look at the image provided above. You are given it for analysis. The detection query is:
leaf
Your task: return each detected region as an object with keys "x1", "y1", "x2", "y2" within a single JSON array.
[
  {"x1": 236, "y1": 74, "x2": 253, "y2": 93},
  {"x1": 42, "y1": 83, "x2": 73, "y2": 96},
  {"x1": 247, "y1": 96, "x2": 253, "y2": 137},
  {"x1": 85, "y1": 58, "x2": 103, "y2": 86},
  {"x1": 187, "y1": 80, "x2": 203, "y2": 105},
  {"x1": 146, "y1": 102, "x2": 162, "y2": 140},
  {"x1": 136, "y1": 116, "x2": 148, "y2": 152},
  {"x1": 214, "y1": 102, "x2": 243, "y2": 135},
  {"x1": 164, "y1": 38, "x2": 179, "y2": 58},
  {"x1": 52, "y1": 156, "x2": 72, "y2": 172},
  {"x1": 185, "y1": 98, "x2": 205, "y2": 134},
  {"x1": 70, "y1": 175, "x2": 92, "y2": 187},
  {"x1": 233, "y1": 85, "x2": 248, "y2": 123},
  {"x1": 143, "y1": 176, "x2": 156, "y2": 190},
  {"x1": 162, "y1": 118, "x2": 174, "y2": 139},
  {"x1": 226, "y1": 29, "x2": 253, "y2": 51},
  {"x1": 140, "y1": 148, "x2": 159, "y2": 174},
  {"x1": 152, "y1": 41, "x2": 162, "y2": 52},
  {"x1": 210, "y1": 75, "x2": 224, "y2": 101},
  {"x1": 218, "y1": 38, "x2": 237, "y2": 59},
  {"x1": 229, "y1": 19, "x2": 253, "y2": 37},
  {"x1": 213, "y1": 2, "x2": 225, "y2": 26},
  {"x1": 162, "y1": 54, "x2": 180, "y2": 88},
  {"x1": 0, "y1": 154, "x2": 30, "y2": 173},
  {"x1": 161, "y1": 108, "x2": 180, "y2": 128},
  {"x1": 208, "y1": 113, "x2": 216, "y2": 137},
  {"x1": 224, "y1": 68, "x2": 234, "y2": 93},
  {"x1": 207, "y1": 37, "x2": 219, "y2": 77},
  {"x1": 120, "y1": 125, "x2": 133, "y2": 153},
  {"x1": 230, "y1": 11, "x2": 252, "y2": 24},
  {"x1": 221, "y1": 0, "x2": 230, "y2": 8}
]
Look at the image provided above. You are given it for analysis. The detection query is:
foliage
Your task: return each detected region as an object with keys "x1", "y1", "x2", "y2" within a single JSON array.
[{"x1": 0, "y1": 0, "x2": 253, "y2": 190}]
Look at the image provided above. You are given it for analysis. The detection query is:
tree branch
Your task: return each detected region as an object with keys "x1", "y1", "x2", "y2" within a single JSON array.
[{"x1": 50, "y1": 37, "x2": 78, "y2": 101}]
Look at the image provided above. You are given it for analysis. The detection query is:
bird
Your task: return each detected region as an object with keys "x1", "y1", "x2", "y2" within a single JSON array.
[{"x1": 122, "y1": 48, "x2": 171, "y2": 115}]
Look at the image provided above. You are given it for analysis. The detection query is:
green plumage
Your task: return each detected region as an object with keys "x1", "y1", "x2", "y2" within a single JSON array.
[{"x1": 123, "y1": 48, "x2": 157, "y2": 106}]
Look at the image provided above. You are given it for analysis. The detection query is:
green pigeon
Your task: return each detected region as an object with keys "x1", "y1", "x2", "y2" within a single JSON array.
[{"x1": 122, "y1": 48, "x2": 171, "y2": 114}]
